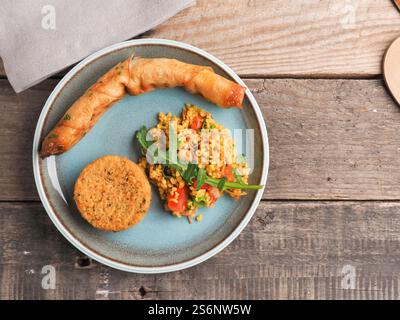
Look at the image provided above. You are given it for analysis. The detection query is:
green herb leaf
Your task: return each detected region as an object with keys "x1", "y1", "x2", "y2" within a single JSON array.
[
  {"x1": 192, "y1": 199, "x2": 206, "y2": 207},
  {"x1": 168, "y1": 163, "x2": 184, "y2": 174},
  {"x1": 204, "y1": 176, "x2": 263, "y2": 191},
  {"x1": 49, "y1": 133, "x2": 59, "y2": 139},
  {"x1": 136, "y1": 126, "x2": 153, "y2": 153},
  {"x1": 217, "y1": 177, "x2": 227, "y2": 191},
  {"x1": 135, "y1": 126, "x2": 263, "y2": 191},
  {"x1": 196, "y1": 167, "x2": 206, "y2": 190},
  {"x1": 182, "y1": 163, "x2": 198, "y2": 184},
  {"x1": 64, "y1": 114, "x2": 71, "y2": 121}
]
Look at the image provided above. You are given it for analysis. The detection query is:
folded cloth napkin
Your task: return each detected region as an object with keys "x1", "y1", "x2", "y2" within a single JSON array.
[{"x1": 0, "y1": 0, "x2": 195, "y2": 93}]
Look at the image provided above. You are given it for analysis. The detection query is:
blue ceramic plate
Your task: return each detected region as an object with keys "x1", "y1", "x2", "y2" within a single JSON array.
[{"x1": 33, "y1": 39, "x2": 269, "y2": 273}]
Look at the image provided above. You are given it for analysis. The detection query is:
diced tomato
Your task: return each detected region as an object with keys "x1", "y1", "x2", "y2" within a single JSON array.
[
  {"x1": 167, "y1": 187, "x2": 188, "y2": 213},
  {"x1": 192, "y1": 179, "x2": 209, "y2": 190},
  {"x1": 223, "y1": 165, "x2": 236, "y2": 182},
  {"x1": 190, "y1": 116, "x2": 203, "y2": 130}
]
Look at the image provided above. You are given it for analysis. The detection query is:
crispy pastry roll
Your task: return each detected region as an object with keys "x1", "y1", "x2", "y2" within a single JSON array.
[{"x1": 40, "y1": 56, "x2": 245, "y2": 158}]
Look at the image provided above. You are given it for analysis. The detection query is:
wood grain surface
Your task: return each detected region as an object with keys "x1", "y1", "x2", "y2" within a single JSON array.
[
  {"x1": 1, "y1": 78, "x2": 399, "y2": 201},
  {"x1": 1, "y1": 0, "x2": 400, "y2": 79},
  {"x1": 1, "y1": 0, "x2": 400, "y2": 300},
  {"x1": 1, "y1": 201, "x2": 400, "y2": 300}
]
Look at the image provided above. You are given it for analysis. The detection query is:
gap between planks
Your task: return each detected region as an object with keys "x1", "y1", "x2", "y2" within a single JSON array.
[{"x1": 0, "y1": 74, "x2": 385, "y2": 82}]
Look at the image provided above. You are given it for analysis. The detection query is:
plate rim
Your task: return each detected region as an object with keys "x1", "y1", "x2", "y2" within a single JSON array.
[{"x1": 32, "y1": 39, "x2": 269, "y2": 273}]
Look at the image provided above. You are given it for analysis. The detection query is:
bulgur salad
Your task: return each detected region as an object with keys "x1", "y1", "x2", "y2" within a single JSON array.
[{"x1": 137, "y1": 104, "x2": 262, "y2": 223}]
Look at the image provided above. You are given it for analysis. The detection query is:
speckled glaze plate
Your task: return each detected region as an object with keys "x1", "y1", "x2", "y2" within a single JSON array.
[{"x1": 33, "y1": 39, "x2": 269, "y2": 273}]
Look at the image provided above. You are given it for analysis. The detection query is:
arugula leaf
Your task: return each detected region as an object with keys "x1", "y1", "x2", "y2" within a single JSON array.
[
  {"x1": 166, "y1": 163, "x2": 182, "y2": 175},
  {"x1": 195, "y1": 167, "x2": 206, "y2": 190},
  {"x1": 135, "y1": 126, "x2": 263, "y2": 190},
  {"x1": 217, "y1": 177, "x2": 227, "y2": 191},
  {"x1": 136, "y1": 126, "x2": 152, "y2": 154},
  {"x1": 204, "y1": 176, "x2": 263, "y2": 190},
  {"x1": 182, "y1": 163, "x2": 198, "y2": 184},
  {"x1": 192, "y1": 199, "x2": 206, "y2": 207}
]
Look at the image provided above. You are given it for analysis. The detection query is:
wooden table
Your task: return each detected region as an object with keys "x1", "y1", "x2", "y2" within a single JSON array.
[{"x1": 1, "y1": 0, "x2": 400, "y2": 300}]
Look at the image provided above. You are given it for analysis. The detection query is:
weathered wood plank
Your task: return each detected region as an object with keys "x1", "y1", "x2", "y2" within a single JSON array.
[
  {"x1": 153, "y1": 0, "x2": 400, "y2": 77},
  {"x1": 0, "y1": 80, "x2": 57, "y2": 201},
  {"x1": 249, "y1": 78, "x2": 400, "y2": 200},
  {"x1": 1, "y1": 201, "x2": 400, "y2": 300},
  {"x1": 1, "y1": 0, "x2": 399, "y2": 79},
  {"x1": 0, "y1": 78, "x2": 399, "y2": 200}
]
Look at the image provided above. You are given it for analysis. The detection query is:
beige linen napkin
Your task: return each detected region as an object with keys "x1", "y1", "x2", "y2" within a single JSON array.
[{"x1": 0, "y1": 0, "x2": 195, "y2": 92}]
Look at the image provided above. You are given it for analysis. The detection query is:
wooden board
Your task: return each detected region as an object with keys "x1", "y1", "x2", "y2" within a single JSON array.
[
  {"x1": 0, "y1": 59, "x2": 4, "y2": 77},
  {"x1": 1, "y1": 0, "x2": 400, "y2": 79},
  {"x1": 249, "y1": 78, "x2": 400, "y2": 200},
  {"x1": 1, "y1": 201, "x2": 400, "y2": 300},
  {"x1": 1, "y1": 0, "x2": 400, "y2": 302},
  {"x1": 1, "y1": 78, "x2": 399, "y2": 201}
]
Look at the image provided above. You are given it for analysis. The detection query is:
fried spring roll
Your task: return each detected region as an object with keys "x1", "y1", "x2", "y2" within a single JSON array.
[{"x1": 40, "y1": 57, "x2": 245, "y2": 158}]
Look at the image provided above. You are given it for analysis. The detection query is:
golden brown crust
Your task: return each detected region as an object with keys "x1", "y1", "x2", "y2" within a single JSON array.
[
  {"x1": 74, "y1": 155, "x2": 151, "y2": 231},
  {"x1": 40, "y1": 57, "x2": 245, "y2": 158},
  {"x1": 185, "y1": 69, "x2": 245, "y2": 108}
]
